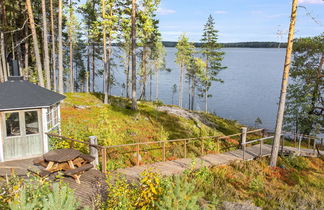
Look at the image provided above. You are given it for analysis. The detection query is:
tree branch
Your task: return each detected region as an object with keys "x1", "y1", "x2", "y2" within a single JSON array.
[{"x1": 2, "y1": 19, "x2": 28, "y2": 34}]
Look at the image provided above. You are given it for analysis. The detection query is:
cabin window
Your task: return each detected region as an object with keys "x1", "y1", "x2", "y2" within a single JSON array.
[
  {"x1": 5, "y1": 112, "x2": 21, "y2": 137},
  {"x1": 25, "y1": 111, "x2": 39, "y2": 135},
  {"x1": 47, "y1": 104, "x2": 59, "y2": 131}
]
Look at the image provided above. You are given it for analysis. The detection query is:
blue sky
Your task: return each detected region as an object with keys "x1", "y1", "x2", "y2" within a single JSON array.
[{"x1": 156, "y1": 0, "x2": 324, "y2": 42}]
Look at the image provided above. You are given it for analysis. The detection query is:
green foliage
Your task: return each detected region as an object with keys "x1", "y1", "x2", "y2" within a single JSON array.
[
  {"x1": 199, "y1": 14, "x2": 226, "y2": 97},
  {"x1": 284, "y1": 34, "x2": 324, "y2": 135},
  {"x1": 105, "y1": 170, "x2": 162, "y2": 209},
  {"x1": 176, "y1": 33, "x2": 195, "y2": 69},
  {"x1": 156, "y1": 176, "x2": 203, "y2": 210},
  {"x1": 280, "y1": 155, "x2": 309, "y2": 170},
  {"x1": 59, "y1": 93, "x2": 241, "y2": 168},
  {"x1": 0, "y1": 175, "x2": 80, "y2": 210}
]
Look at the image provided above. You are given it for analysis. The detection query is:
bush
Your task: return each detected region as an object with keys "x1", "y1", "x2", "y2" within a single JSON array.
[
  {"x1": 0, "y1": 175, "x2": 80, "y2": 210},
  {"x1": 156, "y1": 176, "x2": 203, "y2": 210},
  {"x1": 282, "y1": 156, "x2": 309, "y2": 170}
]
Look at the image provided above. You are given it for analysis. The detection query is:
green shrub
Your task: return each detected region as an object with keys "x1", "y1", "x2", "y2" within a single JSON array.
[
  {"x1": 156, "y1": 176, "x2": 203, "y2": 210},
  {"x1": 282, "y1": 156, "x2": 309, "y2": 170},
  {"x1": 0, "y1": 175, "x2": 80, "y2": 210}
]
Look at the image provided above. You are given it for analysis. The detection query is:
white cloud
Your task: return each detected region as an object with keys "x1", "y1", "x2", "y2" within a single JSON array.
[
  {"x1": 157, "y1": 7, "x2": 176, "y2": 15},
  {"x1": 215, "y1": 10, "x2": 228, "y2": 14},
  {"x1": 299, "y1": 0, "x2": 324, "y2": 4}
]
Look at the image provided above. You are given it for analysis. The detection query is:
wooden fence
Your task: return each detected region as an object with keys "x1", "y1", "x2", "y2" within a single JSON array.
[{"x1": 47, "y1": 128, "x2": 323, "y2": 173}]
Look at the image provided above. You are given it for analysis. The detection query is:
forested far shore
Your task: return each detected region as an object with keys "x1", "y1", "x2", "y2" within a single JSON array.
[{"x1": 162, "y1": 41, "x2": 288, "y2": 48}]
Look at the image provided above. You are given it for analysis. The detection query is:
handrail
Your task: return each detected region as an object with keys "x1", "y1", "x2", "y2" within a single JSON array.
[
  {"x1": 105, "y1": 128, "x2": 264, "y2": 149},
  {"x1": 241, "y1": 136, "x2": 275, "y2": 145},
  {"x1": 47, "y1": 128, "x2": 265, "y2": 172}
]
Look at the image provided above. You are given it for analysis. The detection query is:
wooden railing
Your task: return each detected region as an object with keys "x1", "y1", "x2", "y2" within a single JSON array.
[
  {"x1": 48, "y1": 128, "x2": 264, "y2": 173},
  {"x1": 47, "y1": 129, "x2": 323, "y2": 173}
]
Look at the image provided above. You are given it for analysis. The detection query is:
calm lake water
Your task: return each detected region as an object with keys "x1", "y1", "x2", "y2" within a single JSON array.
[{"x1": 96, "y1": 47, "x2": 286, "y2": 130}]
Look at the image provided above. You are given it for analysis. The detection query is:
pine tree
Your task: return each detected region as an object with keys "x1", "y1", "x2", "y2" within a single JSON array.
[{"x1": 200, "y1": 15, "x2": 226, "y2": 112}]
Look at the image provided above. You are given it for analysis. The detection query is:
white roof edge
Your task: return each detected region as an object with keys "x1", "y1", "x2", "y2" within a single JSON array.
[{"x1": 0, "y1": 105, "x2": 51, "y2": 111}]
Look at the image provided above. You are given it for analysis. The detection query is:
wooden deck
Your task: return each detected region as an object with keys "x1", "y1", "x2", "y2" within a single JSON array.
[{"x1": 0, "y1": 144, "x2": 322, "y2": 207}]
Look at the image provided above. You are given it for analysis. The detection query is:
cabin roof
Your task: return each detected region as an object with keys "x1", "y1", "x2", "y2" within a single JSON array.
[{"x1": 0, "y1": 77, "x2": 65, "y2": 111}]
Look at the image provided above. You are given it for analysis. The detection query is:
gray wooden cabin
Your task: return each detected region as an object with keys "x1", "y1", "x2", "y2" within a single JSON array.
[{"x1": 0, "y1": 76, "x2": 65, "y2": 162}]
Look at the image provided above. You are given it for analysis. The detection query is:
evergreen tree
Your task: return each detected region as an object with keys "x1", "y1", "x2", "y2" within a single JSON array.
[
  {"x1": 284, "y1": 34, "x2": 324, "y2": 135},
  {"x1": 200, "y1": 15, "x2": 226, "y2": 112}
]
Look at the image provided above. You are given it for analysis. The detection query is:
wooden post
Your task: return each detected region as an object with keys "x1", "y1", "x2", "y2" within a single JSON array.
[
  {"x1": 69, "y1": 141, "x2": 74, "y2": 149},
  {"x1": 321, "y1": 138, "x2": 323, "y2": 146},
  {"x1": 241, "y1": 127, "x2": 247, "y2": 160},
  {"x1": 298, "y1": 136, "x2": 301, "y2": 153},
  {"x1": 201, "y1": 139, "x2": 204, "y2": 156},
  {"x1": 216, "y1": 137, "x2": 220, "y2": 153},
  {"x1": 308, "y1": 136, "x2": 311, "y2": 148},
  {"x1": 89, "y1": 136, "x2": 99, "y2": 167},
  {"x1": 260, "y1": 139, "x2": 263, "y2": 157},
  {"x1": 136, "y1": 143, "x2": 140, "y2": 166},
  {"x1": 281, "y1": 135, "x2": 284, "y2": 154},
  {"x1": 313, "y1": 138, "x2": 316, "y2": 155},
  {"x1": 184, "y1": 140, "x2": 187, "y2": 158},
  {"x1": 101, "y1": 148, "x2": 107, "y2": 174},
  {"x1": 162, "y1": 141, "x2": 166, "y2": 162}
]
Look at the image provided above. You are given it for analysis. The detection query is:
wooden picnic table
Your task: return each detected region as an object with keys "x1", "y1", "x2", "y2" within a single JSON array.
[{"x1": 35, "y1": 149, "x2": 95, "y2": 184}]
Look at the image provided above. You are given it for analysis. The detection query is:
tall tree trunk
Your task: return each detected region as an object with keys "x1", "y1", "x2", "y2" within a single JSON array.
[
  {"x1": 50, "y1": 0, "x2": 56, "y2": 91},
  {"x1": 26, "y1": 0, "x2": 44, "y2": 87},
  {"x1": 270, "y1": 0, "x2": 298, "y2": 167},
  {"x1": 107, "y1": 35, "x2": 112, "y2": 102},
  {"x1": 205, "y1": 85, "x2": 208, "y2": 112},
  {"x1": 142, "y1": 46, "x2": 147, "y2": 100},
  {"x1": 126, "y1": 49, "x2": 130, "y2": 98},
  {"x1": 69, "y1": 0, "x2": 74, "y2": 92},
  {"x1": 42, "y1": 0, "x2": 51, "y2": 89},
  {"x1": 0, "y1": 50, "x2": 3, "y2": 82},
  {"x1": 24, "y1": 24, "x2": 29, "y2": 79},
  {"x1": 149, "y1": 66, "x2": 152, "y2": 101},
  {"x1": 188, "y1": 77, "x2": 191, "y2": 109},
  {"x1": 191, "y1": 78, "x2": 196, "y2": 110},
  {"x1": 86, "y1": 38, "x2": 90, "y2": 93},
  {"x1": 1, "y1": 0, "x2": 7, "y2": 80},
  {"x1": 58, "y1": 0, "x2": 64, "y2": 93},
  {"x1": 178, "y1": 65, "x2": 183, "y2": 107},
  {"x1": 155, "y1": 61, "x2": 158, "y2": 101},
  {"x1": 0, "y1": 32, "x2": 7, "y2": 81},
  {"x1": 92, "y1": 44, "x2": 95, "y2": 92},
  {"x1": 131, "y1": 0, "x2": 137, "y2": 110},
  {"x1": 102, "y1": 0, "x2": 108, "y2": 104}
]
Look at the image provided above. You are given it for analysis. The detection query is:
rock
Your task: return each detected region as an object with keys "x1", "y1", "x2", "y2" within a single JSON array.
[
  {"x1": 156, "y1": 106, "x2": 217, "y2": 129},
  {"x1": 73, "y1": 105, "x2": 90, "y2": 109},
  {"x1": 220, "y1": 201, "x2": 262, "y2": 210}
]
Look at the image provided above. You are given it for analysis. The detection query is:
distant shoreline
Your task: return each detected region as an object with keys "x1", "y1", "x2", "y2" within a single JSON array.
[{"x1": 162, "y1": 41, "x2": 287, "y2": 48}]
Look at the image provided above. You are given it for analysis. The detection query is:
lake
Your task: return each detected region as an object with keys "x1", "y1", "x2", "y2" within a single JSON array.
[{"x1": 96, "y1": 47, "x2": 286, "y2": 130}]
